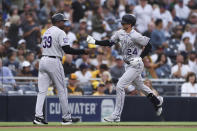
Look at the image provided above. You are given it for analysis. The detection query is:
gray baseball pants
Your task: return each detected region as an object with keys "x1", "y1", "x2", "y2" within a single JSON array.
[
  {"x1": 112, "y1": 58, "x2": 153, "y2": 118},
  {"x1": 35, "y1": 57, "x2": 71, "y2": 119}
]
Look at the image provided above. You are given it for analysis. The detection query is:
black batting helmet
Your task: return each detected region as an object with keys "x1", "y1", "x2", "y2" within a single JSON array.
[
  {"x1": 121, "y1": 14, "x2": 136, "y2": 26},
  {"x1": 51, "y1": 13, "x2": 68, "y2": 24}
]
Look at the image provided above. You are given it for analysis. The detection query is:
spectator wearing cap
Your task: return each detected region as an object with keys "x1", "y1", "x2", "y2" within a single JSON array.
[
  {"x1": 18, "y1": 39, "x2": 26, "y2": 50},
  {"x1": 93, "y1": 82, "x2": 106, "y2": 96},
  {"x1": 75, "y1": 19, "x2": 89, "y2": 48},
  {"x1": 21, "y1": 12, "x2": 40, "y2": 51},
  {"x1": 75, "y1": 63, "x2": 92, "y2": 86},
  {"x1": 150, "y1": 19, "x2": 168, "y2": 51},
  {"x1": 2, "y1": 37, "x2": 13, "y2": 55},
  {"x1": 175, "y1": 0, "x2": 191, "y2": 20},
  {"x1": 63, "y1": 21, "x2": 77, "y2": 46},
  {"x1": 17, "y1": 61, "x2": 33, "y2": 79},
  {"x1": 133, "y1": 0, "x2": 153, "y2": 33},
  {"x1": 63, "y1": 54, "x2": 77, "y2": 77},
  {"x1": 188, "y1": 12, "x2": 197, "y2": 25},
  {"x1": 0, "y1": 58, "x2": 16, "y2": 88},
  {"x1": 171, "y1": 54, "x2": 192, "y2": 78},
  {"x1": 16, "y1": 40, "x2": 28, "y2": 70},
  {"x1": 3, "y1": 51, "x2": 19, "y2": 76},
  {"x1": 4, "y1": 22, "x2": 11, "y2": 37},
  {"x1": 67, "y1": 73, "x2": 83, "y2": 96},
  {"x1": 152, "y1": 3, "x2": 173, "y2": 32},
  {"x1": 181, "y1": 72, "x2": 197, "y2": 97},
  {"x1": 178, "y1": 36, "x2": 193, "y2": 53},
  {"x1": 78, "y1": 18, "x2": 88, "y2": 31},
  {"x1": 110, "y1": 55, "x2": 125, "y2": 84}
]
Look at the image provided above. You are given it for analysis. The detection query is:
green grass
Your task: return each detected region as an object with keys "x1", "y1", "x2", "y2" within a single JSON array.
[
  {"x1": 1, "y1": 128, "x2": 197, "y2": 131},
  {"x1": 0, "y1": 122, "x2": 197, "y2": 131}
]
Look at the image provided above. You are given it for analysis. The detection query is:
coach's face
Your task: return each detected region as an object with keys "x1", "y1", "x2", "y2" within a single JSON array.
[{"x1": 57, "y1": 21, "x2": 66, "y2": 30}]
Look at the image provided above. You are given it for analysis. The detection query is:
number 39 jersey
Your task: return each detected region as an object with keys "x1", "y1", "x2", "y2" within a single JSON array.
[
  {"x1": 41, "y1": 26, "x2": 69, "y2": 58},
  {"x1": 111, "y1": 29, "x2": 150, "y2": 62}
]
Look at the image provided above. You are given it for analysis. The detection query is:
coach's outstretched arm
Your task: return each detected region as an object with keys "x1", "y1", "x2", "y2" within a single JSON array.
[
  {"x1": 87, "y1": 35, "x2": 115, "y2": 47},
  {"x1": 62, "y1": 45, "x2": 90, "y2": 55}
]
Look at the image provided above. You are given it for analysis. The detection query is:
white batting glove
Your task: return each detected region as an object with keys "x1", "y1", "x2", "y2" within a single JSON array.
[{"x1": 86, "y1": 35, "x2": 96, "y2": 44}]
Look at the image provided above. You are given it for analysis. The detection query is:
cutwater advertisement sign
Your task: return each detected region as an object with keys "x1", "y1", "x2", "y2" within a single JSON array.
[{"x1": 46, "y1": 96, "x2": 115, "y2": 122}]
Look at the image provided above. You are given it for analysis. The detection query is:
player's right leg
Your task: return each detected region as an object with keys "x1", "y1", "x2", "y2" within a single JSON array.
[
  {"x1": 34, "y1": 59, "x2": 51, "y2": 125},
  {"x1": 104, "y1": 67, "x2": 139, "y2": 122},
  {"x1": 49, "y1": 58, "x2": 80, "y2": 125},
  {"x1": 133, "y1": 76, "x2": 163, "y2": 116}
]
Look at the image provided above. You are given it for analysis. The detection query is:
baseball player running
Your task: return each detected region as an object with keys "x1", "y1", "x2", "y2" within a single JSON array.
[
  {"x1": 87, "y1": 14, "x2": 163, "y2": 122},
  {"x1": 33, "y1": 13, "x2": 90, "y2": 125}
]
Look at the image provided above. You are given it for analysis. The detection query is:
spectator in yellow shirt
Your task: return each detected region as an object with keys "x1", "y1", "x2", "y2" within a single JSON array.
[
  {"x1": 67, "y1": 73, "x2": 83, "y2": 96},
  {"x1": 93, "y1": 82, "x2": 106, "y2": 96}
]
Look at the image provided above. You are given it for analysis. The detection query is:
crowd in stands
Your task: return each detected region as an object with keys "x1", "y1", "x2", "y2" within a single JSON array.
[{"x1": 0, "y1": 0, "x2": 197, "y2": 96}]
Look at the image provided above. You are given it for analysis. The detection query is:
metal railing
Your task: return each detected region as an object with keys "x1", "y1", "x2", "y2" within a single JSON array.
[{"x1": 0, "y1": 77, "x2": 186, "y2": 96}]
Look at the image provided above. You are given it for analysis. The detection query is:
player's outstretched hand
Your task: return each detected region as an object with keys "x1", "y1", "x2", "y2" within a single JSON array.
[{"x1": 86, "y1": 35, "x2": 96, "y2": 44}]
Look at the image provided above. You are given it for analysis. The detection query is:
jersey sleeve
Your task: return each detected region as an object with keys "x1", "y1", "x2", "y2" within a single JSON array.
[
  {"x1": 134, "y1": 32, "x2": 150, "y2": 46},
  {"x1": 59, "y1": 31, "x2": 69, "y2": 47},
  {"x1": 110, "y1": 31, "x2": 119, "y2": 43}
]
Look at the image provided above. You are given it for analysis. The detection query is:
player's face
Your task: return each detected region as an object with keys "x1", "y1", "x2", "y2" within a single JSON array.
[{"x1": 121, "y1": 23, "x2": 131, "y2": 31}]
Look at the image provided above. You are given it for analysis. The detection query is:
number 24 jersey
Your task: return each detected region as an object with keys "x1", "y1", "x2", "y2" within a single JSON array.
[{"x1": 111, "y1": 29, "x2": 150, "y2": 61}]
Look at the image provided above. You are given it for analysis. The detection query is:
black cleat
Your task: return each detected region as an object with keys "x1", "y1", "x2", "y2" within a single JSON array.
[
  {"x1": 61, "y1": 117, "x2": 80, "y2": 125},
  {"x1": 33, "y1": 116, "x2": 48, "y2": 125}
]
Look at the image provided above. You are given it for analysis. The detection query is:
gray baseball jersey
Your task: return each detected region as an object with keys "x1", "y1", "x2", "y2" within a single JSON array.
[
  {"x1": 35, "y1": 26, "x2": 71, "y2": 120},
  {"x1": 42, "y1": 26, "x2": 69, "y2": 58},
  {"x1": 111, "y1": 29, "x2": 150, "y2": 62}
]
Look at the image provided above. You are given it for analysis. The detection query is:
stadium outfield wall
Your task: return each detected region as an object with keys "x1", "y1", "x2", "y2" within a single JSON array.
[{"x1": 0, "y1": 95, "x2": 197, "y2": 122}]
